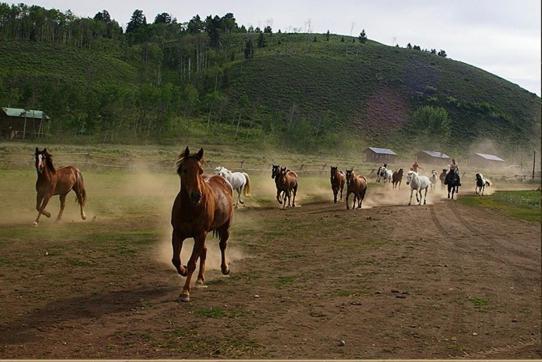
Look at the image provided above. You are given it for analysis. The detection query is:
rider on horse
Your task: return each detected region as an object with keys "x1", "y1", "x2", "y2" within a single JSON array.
[
  {"x1": 448, "y1": 158, "x2": 461, "y2": 186},
  {"x1": 411, "y1": 160, "x2": 421, "y2": 173}
]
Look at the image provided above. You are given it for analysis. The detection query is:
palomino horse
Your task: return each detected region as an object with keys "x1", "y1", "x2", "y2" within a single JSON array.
[
  {"x1": 272, "y1": 165, "x2": 298, "y2": 208},
  {"x1": 392, "y1": 168, "x2": 403, "y2": 189},
  {"x1": 330, "y1": 166, "x2": 345, "y2": 203},
  {"x1": 445, "y1": 170, "x2": 461, "y2": 199},
  {"x1": 429, "y1": 170, "x2": 439, "y2": 190},
  {"x1": 406, "y1": 170, "x2": 430, "y2": 205},
  {"x1": 33, "y1": 148, "x2": 86, "y2": 225},
  {"x1": 345, "y1": 169, "x2": 368, "y2": 209},
  {"x1": 171, "y1": 147, "x2": 234, "y2": 302},
  {"x1": 214, "y1": 166, "x2": 251, "y2": 207},
  {"x1": 475, "y1": 173, "x2": 491, "y2": 195}
]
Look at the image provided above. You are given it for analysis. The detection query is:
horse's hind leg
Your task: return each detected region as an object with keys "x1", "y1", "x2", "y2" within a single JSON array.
[
  {"x1": 180, "y1": 233, "x2": 206, "y2": 302},
  {"x1": 73, "y1": 188, "x2": 86, "y2": 220},
  {"x1": 56, "y1": 194, "x2": 67, "y2": 221},
  {"x1": 292, "y1": 185, "x2": 297, "y2": 207},
  {"x1": 196, "y1": 245, "x2": 208, "y2": 286},
  {"x1": 171, "y1": 229, "x2": 187, "y2": 276},
  {"x1": 218, "y1": 226, "x2": 231, "y2": 275}
]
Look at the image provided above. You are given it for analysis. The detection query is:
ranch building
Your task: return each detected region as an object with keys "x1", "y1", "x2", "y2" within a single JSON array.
[
  {"x1": 0, "y1": 107, "x2": 50, "y2": 139},
  {"x1": 416, "y1": 150, "x2": 450, "y2": 164},
  {"x1": 469, "y1": 152, "x2": 505, "y2": 168},
  {"x1": 364, "y1": 147, "x2": 397, "y2": 163}
]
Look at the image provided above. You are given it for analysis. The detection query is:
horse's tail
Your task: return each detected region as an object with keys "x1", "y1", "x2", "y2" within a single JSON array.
[
  {"x1": 243, "y1": 173, "x2": 251, "y2": 196},
  {"x1": 75, "y1": 169, "x2": 86, "y2": 206}
]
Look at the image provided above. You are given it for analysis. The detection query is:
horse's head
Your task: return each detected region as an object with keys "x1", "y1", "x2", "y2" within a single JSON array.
[
  {"x1": 35, "y1": 147, "x2": 53, "y2": 174},
  {"x1": 280, "y1": 167, "x2": 288, "y2": 177},
  {"x1": 272, "y1": 165, "x2": 280, "y2": 179},
  {"x1": 405, "y1": 170, "x2": 415, "y2": 185},
  {"x1": 330, "y1": 166, "x2": 338, "y2": 179},
  {"x1": 475, "y1": 173, "x2": 482, "y2": 181},
  {"x1": 432, "y1": 170, "x2": 437, "y2": 176},
  {"x1": 177, "y1": 146, "x2": 205, "y2": 205},
  {"x1": 345, "y1": 169, "x2": 354, "y2": 184}
]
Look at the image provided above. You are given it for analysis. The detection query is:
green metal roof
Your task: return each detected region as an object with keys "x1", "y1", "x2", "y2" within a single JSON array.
[{"x1": 2, "y1": 107, "x2": 49, "y2": 119}]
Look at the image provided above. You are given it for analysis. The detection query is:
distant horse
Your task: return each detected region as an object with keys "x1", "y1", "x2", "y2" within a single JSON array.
[
  {"x1": 330, "y1": 166, "x2": 346, "y2": 203},
  {"x1": 345, "y1": 169, "x2": 368, "y2": 209},
  {"x1": 444, "y1": 170, "x2": 460, "y2": 199},
  {"x1": 33, "y1": 148, "x2": 87, "y2": 225},
  {"x1": 171, "y1": 147, "x2": 234, "y2": 302},
  {"x1": 475, "y1": 173, "x2": 491, "y2": 195},
  {"x1": 392, "y1": 168, "x2": 403, "y2": 189},
  {"x1": 429, "y1": 170, "x2": 439, "y2": 190},
  {"x1": 376, "y1": 166, "x2": 392, "y2": 183},
  {"x1": 406, "y1": 170, "x2": 430, "y2": 205},
  {"x1": 272, "y1": 165, "x2": 298, "y2": 208},
  {"x1": 214, "y1": 166, "x2": 251, "y2": 207},
  {"x1": 439, "y1": 169, "x2": 447, "y2": 189}
]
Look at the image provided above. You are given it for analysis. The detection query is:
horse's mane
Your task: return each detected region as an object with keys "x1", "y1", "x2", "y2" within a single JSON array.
[{"x1": 44, "y1": 152, "x2": 55, "y2": 173}]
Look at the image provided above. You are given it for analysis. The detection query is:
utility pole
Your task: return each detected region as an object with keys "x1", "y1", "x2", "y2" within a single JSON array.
[{"x1": 532, "y1": 150, "x2": 536, "y2": 180}]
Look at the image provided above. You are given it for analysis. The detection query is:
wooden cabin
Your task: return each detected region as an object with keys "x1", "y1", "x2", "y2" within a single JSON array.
[
  {"x1": 0, "y1": 107, "x2": 50, "y2": 139},
  {"x1": 364, "y1": 147, "x2": 397, "y2": 163}
]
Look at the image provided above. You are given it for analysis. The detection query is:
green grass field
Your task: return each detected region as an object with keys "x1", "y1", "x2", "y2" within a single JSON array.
[{"x1": 458, "y1": 190, "x2": 541, "y2": 222}]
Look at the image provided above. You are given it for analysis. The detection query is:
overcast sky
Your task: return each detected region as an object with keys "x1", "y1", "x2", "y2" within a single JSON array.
[{"x1": 9, "y1": 0, "x2": 541, "y2": 95}]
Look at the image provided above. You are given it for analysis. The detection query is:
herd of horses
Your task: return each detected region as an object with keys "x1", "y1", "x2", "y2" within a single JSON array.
[{"x1": 31, "y1": 146, "x2": 494, "y2": 301}]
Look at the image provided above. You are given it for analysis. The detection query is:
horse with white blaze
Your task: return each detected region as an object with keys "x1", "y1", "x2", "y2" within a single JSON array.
[
  {"x1": 406, "y1": 170, "x2": 431, "y2": 205},
  {"x1": 214, "y1": 166, "x2": 251, "y2": 206}
]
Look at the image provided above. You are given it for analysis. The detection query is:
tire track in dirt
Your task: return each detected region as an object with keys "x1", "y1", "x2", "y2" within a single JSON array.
[
  {"x1": 447, "y1": 201, "x2": 539, "y2": 270},
  {"x1": 438, "y1": 201, "x2": 540, "y2": 357},
  {"x1": 428, "y1": 204, "x2": 466, "y2": 357}
]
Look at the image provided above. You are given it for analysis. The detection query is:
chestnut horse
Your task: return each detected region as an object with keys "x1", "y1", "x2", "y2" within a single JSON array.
[
  {"x1": 171, "y1": 147, "x2": 234, "y2": 302},
  {"x1": 33, "y1": 148, "x2": 86, "y2": 225},
  {"x1": 392, "y1": 168, "x2": 403, "y2": 189},
  {"x1": 330, "y1": 166, "x2": 345, "y2": 203},
  {"x1": 345, "y1": 169, "x2": 368, "y2": 209},
  {"x1": 271, "y1": 165, "x2": 298, "y2": 208}
]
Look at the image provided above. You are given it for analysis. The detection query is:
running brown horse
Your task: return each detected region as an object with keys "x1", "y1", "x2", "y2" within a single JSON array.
[
  {"x1": 171, "y1": 147, "x2": 234, "y2": 302},
  {"x1": 330, "y1": 166, "x2": 345, "y2": 203},
  {"x1": 271, "y1": 165, "x2": 298, "y2": 208},
  {"x1": 392, "y1": 168, "x2": 403, "y2": 189},
  {"x1": 345, "y1": 169, "x2": 368, "y2": 209},
  {"x1": 33, "y1": 148, "x2": 86, "y2": 225}
]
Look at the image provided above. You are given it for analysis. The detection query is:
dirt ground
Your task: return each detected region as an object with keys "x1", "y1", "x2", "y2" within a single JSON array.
[{"x1": 0, "y1": 181, "x2": 540, "y2": 358}]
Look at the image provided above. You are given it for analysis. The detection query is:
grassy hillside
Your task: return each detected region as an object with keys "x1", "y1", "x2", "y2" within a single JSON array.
[{"x1": 0, "y1": 4, "x2": 539, "y2": 157}]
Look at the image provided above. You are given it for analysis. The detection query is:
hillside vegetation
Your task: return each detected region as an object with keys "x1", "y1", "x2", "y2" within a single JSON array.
[{"x1": 0, "y1": 3, "x2": 539, "y2": 156}]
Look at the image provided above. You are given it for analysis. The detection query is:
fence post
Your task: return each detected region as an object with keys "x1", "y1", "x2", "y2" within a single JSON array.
[{"x1": 532, "y1": 151, "x2": 536, "y2": 180}]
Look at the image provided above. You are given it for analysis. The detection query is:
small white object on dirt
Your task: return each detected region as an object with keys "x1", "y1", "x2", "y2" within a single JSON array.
[
  {"x1": 44, "y1": 251, "x2": 48, "y2": 256},
  {"x1": 254, "y1": 294, "x2": 260, "y2": 298},
  {"x1": 472, "y1": 332, "x2": 478, "y2": 336},
  {"x1": 338, "y1": 340, "x2": 346, "y2": 346}
]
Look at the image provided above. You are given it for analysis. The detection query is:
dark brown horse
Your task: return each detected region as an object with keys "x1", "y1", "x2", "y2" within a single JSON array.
[
  {"x1": 271, "y1": 165, "x2": 298, "y2": 208},
  {"x1": 33, "y1": 148, "x2": 86, "y2": 225},
  {"x1": 171, "y1": 147, "x2": 234, "y2": 302},
  {"x1": 345, "y1": 169, "x2": 368, "y2": 209},
  {"x1": 392, "y1": 168, "x2": 403, "y2": 189},
  {"x1": 330, "y1": 166, "x2": 345, "y2": 203}
]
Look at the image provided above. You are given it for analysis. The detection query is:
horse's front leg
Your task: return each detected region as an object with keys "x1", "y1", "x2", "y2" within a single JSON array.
[
  {"x1": 180, "y1": 233, "x2": 206, "y2": 302},
  {"x1": 415, "y1": 189, "x2": 420, "y2": 203},
  {"x1": 171, "y1": 229, "x2": 187, "y2": 276},
  {"x1": 34, "y1": 193, "x2": 52, "y2": 225},
  {"x1": 218, "y1": 227, "x2": 230, "y2": 275},
  {"x1": 276, "y1": 189, "x2": 283, "y2": 204},
  {"x1": 423, "y1": 188, "x2": 428, "y2": 205},
  {"x1": 408, "y1": 189, "x2": 413, "y2": 206},
  {"x1": 333, "y1": 188, "x2": 337, "y2": 203},
  {"x1": 346, "y1": 191, "x2": 351, "y2": 209}
]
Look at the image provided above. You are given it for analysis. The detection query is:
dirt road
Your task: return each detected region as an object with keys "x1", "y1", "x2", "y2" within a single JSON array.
[{"x1": 0, "y1": 196, "x2": 540, "y2": 358}]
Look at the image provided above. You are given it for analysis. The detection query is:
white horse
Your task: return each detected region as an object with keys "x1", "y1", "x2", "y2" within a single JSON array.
[
  {"x1": 377, "y1": 166, "x2": 392, "y2": 183},
  {"x1": 475, "y1": 173, "x2": 491, "y2": 195},
  {"x1": 214, "y1": 166, "x2": 251, "y2": 206},
  {"x1": 429, "y1": 170, "x2": 439, "y2": 190},
  {"x1": 406, "y1": 170, "x2": 431, "y2": 205}
]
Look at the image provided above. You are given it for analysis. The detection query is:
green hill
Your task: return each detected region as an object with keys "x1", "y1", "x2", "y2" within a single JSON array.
[{"x1": 0, "y1": 4, "x2": 539, "y2": 156}]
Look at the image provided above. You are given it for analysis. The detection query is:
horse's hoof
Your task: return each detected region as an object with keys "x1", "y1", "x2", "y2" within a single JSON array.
[
  {"x1": 195, "y1": 280, "x2": 207, "y2": 288},
  {"x1": 221, "y1": 265, "x2": 230, "y2": 275},
  {"x1": 178, "y1": 265, "x2": 188, "y2": 277},
  {"x1": 179, "y1": 293, "x2": 190, "y2": 302},
  {"x1": 81, "y1": 215, "x2": 87, "y2": 220},
  {"x1": 32, "y1": 221, "x2": 38, "y2": 227}
]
